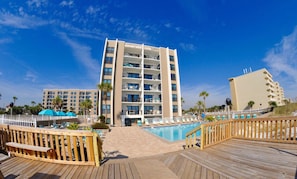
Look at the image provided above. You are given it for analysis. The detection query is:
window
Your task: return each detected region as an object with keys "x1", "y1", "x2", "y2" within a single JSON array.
[
  {"x1": 127, "y1": 106, "x2": 139, "y2": 114},
  {"x1": 144, "y1": 74, "x2": 153, "y2": 79},
  {"x1": 170, "y1": 64, "x2": 175, "y2": 71},
  {"x1": 144, "y1": 106, "x2": 154, "y2": 114},
  {"x1": 104, "y1": 68, "x2": 112, "y2": 75},
  {"x1": 173, "y1": 105, "x2": 178, "y2": 112},
  {"x1": 171, "y1": 74, "x2": 176, "y2": 80},
  {"x1": 106, "y1": 47, "x2": 114, "y2": 54},
  {"x1": 144, "y1": 84, "x2": 152, "y2": 90},
  {"x1": 102, "y1": 105, "x2": 110, "y2": 114},
  {"x1": 127, "y1": 94, "x2": 140, "y2": 102},
  {"x1": 172, "y1": 84, "x2": 177, "y2": 91},
  {"x1": 105, "y1": 57, "x2": 113, "y2": 64},
  {"x1": 144, "y1": 95, "x2": 153, "y2": 102},
  {"x1": 128, "y1": 73, "x2": 139, "y2": 78},
  {"x1": 103, "y1": 79, "x2": 111, "y2": 84},
  {"x1": 128, "y1": 83, "x2": 139, "y2": 90},
  {"x1": 102, "y1": 92, "x2": 111, "y2": 100},
  {"x1": 172, "y1": 94, "x2": 177, "y2": 101},
  {"x1": 169, "y1": 55, "x2": 174, "y2": 61}
]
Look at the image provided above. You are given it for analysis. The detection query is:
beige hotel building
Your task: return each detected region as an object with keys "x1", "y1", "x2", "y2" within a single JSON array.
[
  {"x1": 99, "y1": 39, "x2": 182, "y2": 126},
  {"x1": 42, "y1": 89, "x2": 98, "y2": 115},
  {"x1": 229, "y1": 68, "x2": 285, "y2": 111}
]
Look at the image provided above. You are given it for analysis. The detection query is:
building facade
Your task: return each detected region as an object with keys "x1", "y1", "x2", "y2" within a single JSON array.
[
  {"x1": 229, "y1": 68, "x2": 285, "y2": 111},
  {"x1": 99, "y1": 39, "x2": 182, "y2": 126},
  {"x1": 42, "y1": 89, "x2": 98, "y2": 115}
]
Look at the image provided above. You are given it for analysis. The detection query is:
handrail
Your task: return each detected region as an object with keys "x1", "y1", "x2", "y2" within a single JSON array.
[
  {"x1": 0, "y1": 124, "x2": 103, "y2": 166},
  {"x1": 185, "y1": 116, "x2": 297, "y2": 150}
]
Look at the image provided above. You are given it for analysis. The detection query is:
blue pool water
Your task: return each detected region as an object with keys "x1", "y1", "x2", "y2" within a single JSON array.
[{"x1": 143, "y1": 122, "x2": 201, "y2": 142}]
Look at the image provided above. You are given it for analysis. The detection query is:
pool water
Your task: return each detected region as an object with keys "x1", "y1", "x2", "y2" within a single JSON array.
[{"x1": 143, "y1": 122, "x2": 201, "y2": 142}]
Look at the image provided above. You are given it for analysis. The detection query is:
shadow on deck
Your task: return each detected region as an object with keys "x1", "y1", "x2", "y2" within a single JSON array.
[{"x1": 1, "y1": 139, "x2": 297, "y2": 179}]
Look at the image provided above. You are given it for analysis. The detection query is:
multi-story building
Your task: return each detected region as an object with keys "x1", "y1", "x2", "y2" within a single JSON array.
[
  {"x1": 99, "y1": 39, "x2": 182, "y2": 126},
  {"x1": 42, "y1": 89, "x2": 98, "y2": 115},
  {"x1": 229, "y1": 68, "x2": 285, "y2": 111}
]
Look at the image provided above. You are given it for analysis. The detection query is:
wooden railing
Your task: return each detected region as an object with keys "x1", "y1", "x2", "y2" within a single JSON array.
[
  {"x1": 185, "y1": 117, "x2": 297, "y2": 150},
  {"x1": 0, "y1": 124, "x2": 103, "y2": 166}
]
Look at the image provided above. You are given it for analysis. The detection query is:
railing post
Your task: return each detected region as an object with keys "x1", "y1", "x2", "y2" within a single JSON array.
[
  {"x1": 93, "y1": 133, "x2": 100, "y2": 166},
  {"x1": 201, "y1": 125, "x2": 204, "y2": 150}
]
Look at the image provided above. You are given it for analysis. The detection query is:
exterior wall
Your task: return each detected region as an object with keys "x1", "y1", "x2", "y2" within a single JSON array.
[
  {"x1": 42, "y1": 89, "x2": 98, "y2": 115},
  {"x1": 99, "y1": 39, "x2": 182, "y2": 126},
  {"x1": 229, "y1": 68, "x2": 285, "y2": 111}
]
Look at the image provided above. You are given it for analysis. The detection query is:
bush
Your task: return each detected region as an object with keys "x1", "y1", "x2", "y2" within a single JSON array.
[
  {"x1": 67, "y1": 122, "x2": 79, "y2": 130},
  {"x1": 91, "y1": 122, "x2": 109, "y2": 129},
  {"x1": 205, "y1": 115, "x2": 215, "y2": 122},
  {"x1": 98, "y1": 115, "x2": 106, "y2": 122}
]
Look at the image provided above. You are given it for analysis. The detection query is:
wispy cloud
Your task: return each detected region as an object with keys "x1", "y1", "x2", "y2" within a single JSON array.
[
  {"x1": 58, "y1": 32, "x2": 100, "y2": 81},
  {"x1": 0, "y1": 11, "x2": 47, "y2": 29},
  {"x1": 263, "y1": 27, "x2": 297, "y2": 99},
  {"x1": 24, "y1": 71, "x2": 38, "y2": 82},
  {"x1": 26, "y1": 0, "x2": 48, "y2": 8},
  {"x1": 179, "y1": 42, "x2": 196, "y2": 51},
  {"x1": 0, "y1": 38, "x2": 12, "y2": 44},
  {"x1": 59, "y1": 1, "x2": 74, "y2": 8},
  {"x1": 181, "y1": 84, "x2": 229, "y2": 109}
]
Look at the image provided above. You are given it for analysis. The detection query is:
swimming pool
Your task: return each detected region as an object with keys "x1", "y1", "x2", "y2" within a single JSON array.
[{"x1": 143, "y1": 122, "x2": 201, "y2": 142}]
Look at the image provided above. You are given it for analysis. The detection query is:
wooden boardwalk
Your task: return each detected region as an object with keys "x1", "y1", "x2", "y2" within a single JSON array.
[{"x1": 1, "y1": 139, "x2": 297, "y2": 179}]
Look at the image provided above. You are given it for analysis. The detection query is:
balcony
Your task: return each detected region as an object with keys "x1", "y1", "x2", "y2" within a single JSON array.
[
  {"x1": 122, "y1": 110, "x2": 141, "y2": 115},
  {"x1": 144, "y1": 98, "x2": 161, "y2": 103},
  {"x1": 144, "y1": 110, "x2": 162, "y2": 115},
  {"x1": 122, "y1": 97, "x2": 142, "y2": 103}
]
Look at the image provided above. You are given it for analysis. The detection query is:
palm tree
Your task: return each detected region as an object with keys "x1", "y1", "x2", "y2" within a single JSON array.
[
  {"x1": 13, "y1": 96, "x2": 18, "y2": 105},
  {"x1": 0, "y1": 93, "x2": 2, "y2": 100},
  {"x1": 52, "y1": 96, "x2": 63, "y2": 111},
  {"x1": 199, "y1": 91, "x2": 209, "y2": 113},
  {"x1": 97, "y1": 82, "x2": 113, "y2": 123},
  {"x1": 248, "y1": 101, "x2": 255, "y2": 109},
  {"x1": 79, "y1": 99, "x2": 93, "y2": 123},
  {"x1": 31, "y1": 101, "x2": 36, "y2": 106},
  {"x1": 196, "y1": 100, "x2": 204, "y2": 115}
]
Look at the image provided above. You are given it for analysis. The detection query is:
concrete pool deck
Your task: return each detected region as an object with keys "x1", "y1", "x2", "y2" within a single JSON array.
[{"x1": 102, "y1": 126, "x2": 185, "y2": 159}]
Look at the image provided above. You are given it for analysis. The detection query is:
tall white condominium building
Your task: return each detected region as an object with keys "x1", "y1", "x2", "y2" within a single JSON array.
[
  {"x1": 229, "y1": 68, "x2": 285, "y2": 111},
  {"x1": 99, "y1": 39, "x2": 182, "y2": 126},
  {"x1": 42, "y1": 89, "x2": 98, "y2": 115}
]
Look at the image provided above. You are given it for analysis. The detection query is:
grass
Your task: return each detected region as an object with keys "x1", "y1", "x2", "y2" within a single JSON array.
[{"x1": 270, "y1": 102, "x2": 297, "y2": 116}]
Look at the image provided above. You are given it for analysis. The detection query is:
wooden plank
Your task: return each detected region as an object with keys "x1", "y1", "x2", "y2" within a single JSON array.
[
  {"x1": 61, "y1": 165, "x2": 79, "y2": 179},
  {"x1": 66, "y1": 136, "x2": 72, "y2": 161},
  {"x1": 6, "y1": 142, "x2": 51, "y2": 152},
  {"x1": 60, "y1": 135, "x2": 66, "y2": 160}
]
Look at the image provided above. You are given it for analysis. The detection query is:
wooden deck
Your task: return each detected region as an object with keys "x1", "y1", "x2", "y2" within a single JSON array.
[{"x1": 1, "y1": 139, "x2": 297, "y2": 179}]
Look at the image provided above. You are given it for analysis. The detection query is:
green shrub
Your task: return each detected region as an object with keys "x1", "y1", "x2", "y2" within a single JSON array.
[
  {"x1": 67, "y1": 122, "x2": 79, "y2": 130},
  {"x1": 91, "y1": 122, "x2": 109, "y2": 129},
  {"x1": 205, "y1": 115, "x2": 215, "y2": 122}
]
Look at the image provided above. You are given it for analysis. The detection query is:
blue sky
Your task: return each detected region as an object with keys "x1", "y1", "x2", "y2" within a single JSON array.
[{"x1": 0, "y1": 0, "x2": 297, "y2": 109}]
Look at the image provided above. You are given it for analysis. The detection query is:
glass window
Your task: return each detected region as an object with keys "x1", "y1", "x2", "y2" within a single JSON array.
[
  {"x1": 173, "y1": 105, "x2": 178, "y2": 112},
  {"x1": 103, "y1": 79, "x2": 111, "y2": 84},
  {"x1": 144, "y1": 95, "x2": 153, "y2": 102},
  {"x1": 102, "y1": 104, "x2": 110, "y2": 114},
  {"x1": 169, "y1": 55, "x2": 174, "y2": 61},
  {"x1": 172, "y1": 84, "x2": 177, "y2": 91},
  {"x1": 144, "y1": 106, "x2": 154, "y2": 114},
  {"x1": 172, "y1": 94, "x2": 177, "y2": 101},
  {"x1": 127, "y1": 106, "x2": 139, "y2": 114},
  {"x1": 170, "y1": 64, "x2": 175, "y2": 71},
  {"x1": 106, "y1": 47, "x2": 114, "y2": 54},
  {"x1": 104, "y1": 68, "x2": 112, "y2": 75},
  {"x1": 144, "y1": 74, "x2": 153, "y2": 79},
  {"x1": 105, "y1": 57, "x2": 113, "y2": 64},
  {"x1": 128, "y1": 73, "x2": 139, "y2": 78},
  {"x1": 171, "y1": 74, "x2": 176, "y2": 80},
  {"x1": 128, "y1": 83, "x2": 139, "y2": 90},
  {"x1": 144, "y1": 84, "x2": 152, "y2": 90}
]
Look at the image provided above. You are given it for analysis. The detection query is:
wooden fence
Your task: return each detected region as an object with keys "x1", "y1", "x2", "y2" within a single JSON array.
[
  {"x1": 0, "y1": 124, "x2": 103, "y2": 166},
  {"x1": 185, "y1": 116, "x2": 297, "y2": 150}
]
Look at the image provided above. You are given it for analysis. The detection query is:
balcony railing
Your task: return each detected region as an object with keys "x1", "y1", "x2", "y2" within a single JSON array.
[
  {"x1": 122, "y1": 98, "x2": 142, "y2": 102},
  {"x1": 122, "y1": 110, "x2": 141, "y2": 115}
]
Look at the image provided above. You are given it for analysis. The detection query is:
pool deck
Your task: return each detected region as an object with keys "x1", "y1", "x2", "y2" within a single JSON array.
[{"x1": 102, "y1": 126, "x2": 185, "y2": 159}]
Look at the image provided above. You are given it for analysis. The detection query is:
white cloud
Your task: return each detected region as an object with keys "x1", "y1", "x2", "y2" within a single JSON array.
[
  {"x1": 263, "y1": 27, "x2": 297, "y2": 100},
  {"x1": 58, "y1": 33, "x2": 100, "y2": 81},
  {"x1": 181, "y1": 84, "x2": 229, "y2": 109},
  {"x1": 179, "y1": 42, "x2": 196, "y2": 51},
  {"x1": 86, "y1": 6, "x2": 101, "y2": 15},
  {"x1": 0, "y1": 12, "x2": 47, "y2": 29},
  {"x1": 27, "y1": 0, "x2": 48, "y2": 8},
  {"x1": 0, "y1": 38, "x2": 12, "y2": 44},
  {"x1": 59, "y1": 1, "x2": 74, "y2": 7},
  {"x1": 24, "y1": 71, "x2": 38, "y2": 82}
]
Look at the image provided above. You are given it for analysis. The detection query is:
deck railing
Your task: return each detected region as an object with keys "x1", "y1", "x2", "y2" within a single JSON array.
[
  {"x1": 185, "y1": 116, "x2": 297, "y2": 150},
  {"x1": 0, "y1": 124, "x2": 103, "y2": 166}
]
